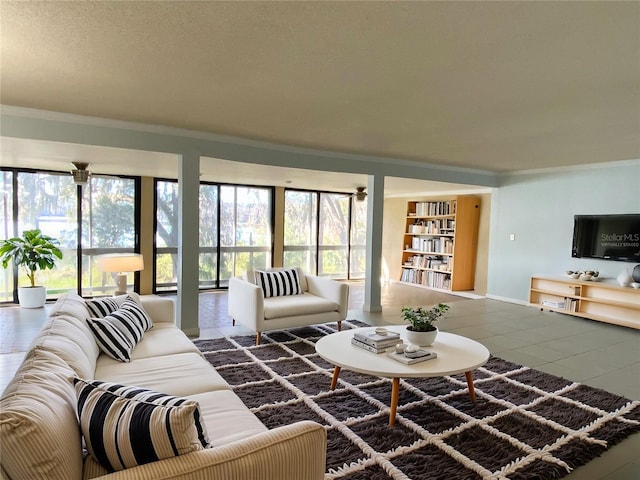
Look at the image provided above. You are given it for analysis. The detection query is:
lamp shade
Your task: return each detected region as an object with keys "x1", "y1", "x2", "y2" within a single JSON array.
[{"x1": 97, "y1": 253, "x2": 144, "y2": 273}]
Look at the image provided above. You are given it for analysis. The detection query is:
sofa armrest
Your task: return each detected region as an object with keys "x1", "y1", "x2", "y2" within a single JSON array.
[
  {"x1": 228, "y1": 277, "x2": 264, "y2": 329},
  {"x1": 91, "y1": 421, "x2": 326, "y2": 480},
  {"x1": 140, "y1": 296, "x2": 176, "y2": 324},
  {"x1": 305, "y1": 275, "x2": 349, "y2": 319}
]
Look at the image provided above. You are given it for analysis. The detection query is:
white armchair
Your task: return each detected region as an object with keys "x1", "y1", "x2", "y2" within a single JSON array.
[{"x1": 228, "y1": 268, "x2": 349, "y2": 345}]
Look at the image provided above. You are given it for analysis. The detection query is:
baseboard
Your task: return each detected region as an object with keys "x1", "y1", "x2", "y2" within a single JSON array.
[
  {"x1": 391, "y1": 280, "x2": 486, "y2": 300},
  {"x1": 485, "y1": 293, "x2": 530, "y2": 306}
]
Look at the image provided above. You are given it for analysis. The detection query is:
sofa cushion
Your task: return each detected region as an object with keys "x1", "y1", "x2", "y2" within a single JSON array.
[
  {"x1": 0, "y1": 348, "x2": 83, "y2": 480},
  {"x1": 191, "y1": 390, "x2": 268, "y2": 447},
  {"x1": 48, "y1": 291, "x2": 91, "y2": 319},
  {"x1": 75, "y1": 378, "x2": 209, "y2": 472},
  {"x1": 29, "y1": 314, "x2": 100, "y2": 378},
  {"x1": 255, "y1": 268, "x2": 302, "y2": 298},
  {"x1": 263, "y1": 292, "x2": 340, "y2": 319},
  {"x1": 128, "y1": 325, "x2": 201, "y2": 360},
  {"x1": 95, "y1": 352, "x2": 231, "y2": 397}
]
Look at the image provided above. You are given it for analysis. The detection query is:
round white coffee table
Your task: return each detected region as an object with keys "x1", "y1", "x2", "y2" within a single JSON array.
[{"x1": 315, "y1": 325, "x2": 490, "y2": 426}]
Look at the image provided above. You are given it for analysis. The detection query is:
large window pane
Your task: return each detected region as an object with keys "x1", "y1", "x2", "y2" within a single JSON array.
[
  {"x1": 284, "y1": 189, "x2": 367, "y2": 280},
  {"x1": 283, "y1": 190, "x2": 317, "y2": 273},
  {"x1": 318, "y1": 193, "x2": 349, "y2": 278},
  {"x1": 17, "y1": 171, "x2": 77, "y2": 297},
  {"x1": 350, "y1": 199, "x2": 367, "y2": 279},
  {"x1": 0, "y1": 171, "x2": 13, "y2": 301},
  {"x1": 81, "y1": 176, "x2": 136, "y2": 296},
  {"x1": 155, "y1": 180, "x2": 179, "y2": 291},
  {"x1": 219, "y1": 186, "x2": 271, "y2": 283},
  {"x1": 199, "y1": 184, "x2": 218, "y2": 287}
]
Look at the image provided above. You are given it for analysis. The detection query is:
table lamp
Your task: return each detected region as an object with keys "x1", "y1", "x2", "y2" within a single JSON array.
[{"x1": 96, "y1": 253, "x2": 144, "y2": 295}]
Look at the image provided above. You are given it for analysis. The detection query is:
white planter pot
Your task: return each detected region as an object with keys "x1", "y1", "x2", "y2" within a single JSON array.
[
  {"x1": 405, "y1": 327, "x2": 438, "y2": 346},
  {"x1": 18, "y1": 286, "x2": 47, "y2": 308}
]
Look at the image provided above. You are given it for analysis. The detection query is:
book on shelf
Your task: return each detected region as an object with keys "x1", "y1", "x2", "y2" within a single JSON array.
[
  {"x1": 353, "y1": 331, "x2": 400, "y2": 348},
  {"x1": 542, "y1": 300, "x2": 565, "y2": 309},
  {"x1": 387, "y1": 350, "x2": 438, "y2": 365},
  {"x1": 351, "y1": 337, "x2": 393, "y2": 354}
]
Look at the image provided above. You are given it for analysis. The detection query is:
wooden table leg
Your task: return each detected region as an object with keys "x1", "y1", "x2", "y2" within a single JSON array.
[
  {"x1": 389, "y1": 377, "x2": 400, "y2": 427},
  {"x1": 330, "y1": 366, "x2": 341, "y2": 390},
  {"x1": 465, "y1": 371, "x2": 477, "y2": 403}
]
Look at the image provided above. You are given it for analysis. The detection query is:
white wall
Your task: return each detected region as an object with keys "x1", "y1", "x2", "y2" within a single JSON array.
[{"x1": 487, "y1": 160, "x2": 640, "y2": 302}]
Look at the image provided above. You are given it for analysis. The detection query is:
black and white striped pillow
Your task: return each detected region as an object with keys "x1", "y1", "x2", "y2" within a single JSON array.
[
  {"x1": 118, "y1": 296, "x2": 153, "y2": 332},
  {"x1": 86, "y1": 297, "x2": 152, "y2": 362},
  {"x1": 74, "y1": 378, "x2": 210, "y2": 472},
  {"x1": 85, "y1": 297, "x2": 120, "y2": 318},
  {"x1": 86, "y1": 316, "x2": 139, "y2": 362},
  {"x1": 256, "y1": 269, "x2": 302, "y2": 298}
]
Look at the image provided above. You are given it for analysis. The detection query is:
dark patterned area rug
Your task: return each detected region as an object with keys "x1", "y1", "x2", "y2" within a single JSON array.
[{"x1": 194, "y1": 321, "x2": 640, "y2": 480}]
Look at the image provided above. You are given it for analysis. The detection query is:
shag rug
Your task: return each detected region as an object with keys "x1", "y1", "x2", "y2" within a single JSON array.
[{"x1": 194, "y1": 321, "x2": 640, "y2": 480}]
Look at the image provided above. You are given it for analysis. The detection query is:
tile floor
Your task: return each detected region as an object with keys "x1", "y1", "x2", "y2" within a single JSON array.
[{"x1": 1, "y1": 282, "x2": 638, "y2": 479}]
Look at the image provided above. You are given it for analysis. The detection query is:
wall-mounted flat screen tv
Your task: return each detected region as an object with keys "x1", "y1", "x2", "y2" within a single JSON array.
[{"x1": 572, "y1": 214, "x2": 640, "y2": 262}]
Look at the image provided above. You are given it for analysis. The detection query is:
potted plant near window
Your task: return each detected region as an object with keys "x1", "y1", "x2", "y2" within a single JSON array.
[
  {"x1": 0, "y1": 229, "x2": 63, "y2": 308},
  {"x1": 402, "y1": 303, "x2": 450, "y2": 346}
]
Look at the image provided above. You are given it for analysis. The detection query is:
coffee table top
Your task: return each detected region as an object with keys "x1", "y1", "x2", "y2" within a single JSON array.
[{"x1": 315, "y1": 325, "x2": 490, "y2": 378}]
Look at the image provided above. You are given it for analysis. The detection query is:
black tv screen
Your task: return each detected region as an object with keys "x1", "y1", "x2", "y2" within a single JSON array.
[{"x1": 572, "y1": 214, "x2": 640, "y2": 262}]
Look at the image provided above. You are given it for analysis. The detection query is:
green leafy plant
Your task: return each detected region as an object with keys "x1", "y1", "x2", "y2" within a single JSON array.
[
  {"x1": 0, "y1": 229, "x2": 63, "y2": 287},
  {"x1": 402, "y1": 303, "x2": 450, "y2": 332}
]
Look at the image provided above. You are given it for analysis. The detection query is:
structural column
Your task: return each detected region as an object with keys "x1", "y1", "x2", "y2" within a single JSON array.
[
  {"x1": 364, "y1": 174, "x2": 383, "y2": 312},
  {"x1": 177, "y1": 152, "x2": 200, "y2": 337}
]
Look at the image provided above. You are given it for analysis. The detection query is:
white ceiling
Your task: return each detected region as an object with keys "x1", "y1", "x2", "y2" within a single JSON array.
[{"x1": 1, "y1": 1, "x2": 638, "y2": 194}]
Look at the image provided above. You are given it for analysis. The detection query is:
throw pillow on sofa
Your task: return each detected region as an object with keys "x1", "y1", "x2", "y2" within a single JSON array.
[
  {"x1": 255, "y1": 268, "x2": 302, "y2": 298},
  {"x1": 86, "y1": 297, "x2": 153, "y2": 362},
  {"x1": 74, "y1": 378, "x2": 210, "y2": 472},
  {"x1": 85, "y1": 293, "x2": 142, "y2": 318}
]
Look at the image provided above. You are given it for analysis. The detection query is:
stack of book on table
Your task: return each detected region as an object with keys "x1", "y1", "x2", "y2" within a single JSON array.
[{"x1": 351, "y1": 330, "x2": 400, "y2": 354}]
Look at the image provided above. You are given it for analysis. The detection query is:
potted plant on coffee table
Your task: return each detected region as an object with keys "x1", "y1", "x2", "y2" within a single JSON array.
[
  {"x1": 0, "y1": 229, "x2": 63, "y2": 308},
  {"x1": 402, "y1": 303, "x2": 450, "y2": 346}
]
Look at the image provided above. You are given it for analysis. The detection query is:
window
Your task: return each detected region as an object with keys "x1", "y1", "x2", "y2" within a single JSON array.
[
  {"x1": 155, "y1": 180, "x2": 179, "y2": 291},
  {"x1": 319, "y1": 193, "x2": 350, "y2": 278},
  {"x1": 81, "y1": 176, "x2": 137, "y2": 296},
  {"x1": 219, "y1": 185, "x2": 272, "y2": 286},
  {"x1": 283, "y1": 189, "x2": 367, "y2": 279},
  {"x1": 1, "y1": 168, "x2": 139, "y2": 301},
  {"x1": 154, "y1": 181, "x2": 273, "y2": 291},
  {"x1": 349, "y1": 199, "x2": 367, "y2": 279},
  {"x1": 283, "y1": 190, "x2": 317, "y2": 273}
]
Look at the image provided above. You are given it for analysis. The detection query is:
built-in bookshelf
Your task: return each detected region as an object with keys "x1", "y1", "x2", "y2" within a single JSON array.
[
  {"x1": 400, "y1": 196, "x2": 480, "y2": 291},
  {"x1": 529, "y1": 275, "x2": 640, "y2": 329}
]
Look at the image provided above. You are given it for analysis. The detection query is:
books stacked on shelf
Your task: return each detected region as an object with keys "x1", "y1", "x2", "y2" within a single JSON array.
[
  {"x1": 542, "y1": 299, "x2": 565, "y2": 309},
  {"x1": 408, "y1": 218, "x2": 455, "y2": 234},
  {"x1": 414, "y1": 201, "x2": 456, "y2": 217},
  {"x1": 400, "y1": 269, "x2": 451, "y2": 289},
  {"x1": 404, "y1": 255, "x2": 451, "y2": 271},
  {"x1": 352, "y1": 330, "x2": 400, "y2": 354},
  {"x1": 410, "y1": 237, "x2": 453, "y2": 254},
  {"x1": 542, "y1": 298, "x2": 578, "y2": 312}
]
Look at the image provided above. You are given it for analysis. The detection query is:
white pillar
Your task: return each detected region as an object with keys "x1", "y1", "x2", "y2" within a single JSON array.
[
  {"x1": 364, "y1": 174, "x2": 384, "y2": 312},
  {"x1": 177, "y1": 152, "x2": 200, "y2": 337}
]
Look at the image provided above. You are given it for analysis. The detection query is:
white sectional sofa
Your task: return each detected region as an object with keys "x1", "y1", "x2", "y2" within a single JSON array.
[
  {"x1": 0, "y1": 293, "x2": 326, "y2": 480},
  {"x1": 228, "y1": 268, "x2": 349, "y2": 345}
]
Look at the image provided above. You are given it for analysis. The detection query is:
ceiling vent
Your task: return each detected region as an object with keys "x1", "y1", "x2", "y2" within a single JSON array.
[{"x1": 71, "y1": 162, "x2": 91, "y2": 185}]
